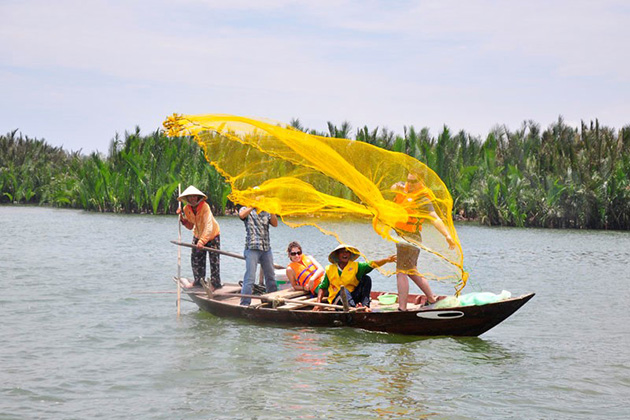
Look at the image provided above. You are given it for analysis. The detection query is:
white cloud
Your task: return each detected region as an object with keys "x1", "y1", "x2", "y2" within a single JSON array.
[{"x1": 1, "y1": 0, "x2": 628, "y2": 152}]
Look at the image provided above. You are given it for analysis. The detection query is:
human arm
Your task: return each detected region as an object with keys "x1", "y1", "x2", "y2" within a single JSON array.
[
  {"x1": 238, "y1": 206, "x2": 254, "y2": 220},
  {"x1": 286, "y1": 266, "x2": 303, "y2": 291},
  {"x1": 313, "y1": 287, "x2": 326, "y2": 311},
  {"x1": 269, "y1": 213, "x2": 278, "y2": 227},
  {"x1": 306, "y1": 256, "x2": 325, "y2": 292},
  {"x1": 314, "y1": 275, "x2": 329, "y2": 295},
  {"x1": 368, "y1": 255, "x2": 397, "y2": 269},
  {"x1": 313, "y1": 276, "x2": 329, "y2": 312},
  {"x1": 354, "y1": 256, "x2": 396, "y2": 280},
  {"x1": 391, "y1": 181, "x2": 405, "y2": 191},
  {"x1": 177, "y1": 206, "x2": 194, "y2": 230},
  {"x1": 196, "y1": 204, "x2": 218, "y2": 248},
  {"x1": 428, "y1": 210, "x2": 456, "y2": 249}
]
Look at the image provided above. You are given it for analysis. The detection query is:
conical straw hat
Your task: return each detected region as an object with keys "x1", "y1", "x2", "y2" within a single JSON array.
[
  {"x1": 178, "y1": 185, "x2": 207, "y2": 202},
  {"x1": 328, "y1": 244, "x2": 360, "y2": 264}
]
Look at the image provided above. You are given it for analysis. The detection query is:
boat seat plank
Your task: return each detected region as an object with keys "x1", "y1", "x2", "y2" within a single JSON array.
[
  {"x1": 276, "y1": 297, "x2": 317, "y2": 311},
  {"x1": 262, "y1": 288, "x2": 309, "y2": 299},
  {"x1": 215, "y1": 284, "x2": 242, "y2": 295}
]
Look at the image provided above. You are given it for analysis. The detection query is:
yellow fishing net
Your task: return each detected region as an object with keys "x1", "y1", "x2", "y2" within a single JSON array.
[{"x1": 164, "y1": 114, "x2": 468, "y2": 292}]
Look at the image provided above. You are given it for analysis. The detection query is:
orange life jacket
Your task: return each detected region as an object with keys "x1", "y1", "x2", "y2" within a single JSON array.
[
  {"x1": 394, "y1": 185, "x2": 431, "y2": 233},
  {"x1": 288, "y1": 255, "x2": 323, "y2": 294}
]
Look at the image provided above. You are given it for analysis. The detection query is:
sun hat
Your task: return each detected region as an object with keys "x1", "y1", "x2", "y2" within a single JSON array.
[
  {"x1": 178, "y1": 185, "x2": 207, "y2": 202},
  {"x1": 328, "y1": 243, "x2": 360, "y2": 264}
]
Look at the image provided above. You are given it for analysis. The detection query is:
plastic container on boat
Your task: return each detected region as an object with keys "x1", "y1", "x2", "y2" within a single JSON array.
[{"x1": 377, "y1": 294, "x2": 398, "y2": 305}]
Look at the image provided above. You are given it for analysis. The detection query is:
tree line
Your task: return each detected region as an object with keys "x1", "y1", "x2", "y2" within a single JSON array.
[{"x1": 1, "y1": 117, "x2": 629, "y2": 229}]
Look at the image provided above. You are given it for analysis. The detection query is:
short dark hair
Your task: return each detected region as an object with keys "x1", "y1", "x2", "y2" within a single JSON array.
[{"x1": 287, "y1": 241, "x2": 302, "y2": 254}]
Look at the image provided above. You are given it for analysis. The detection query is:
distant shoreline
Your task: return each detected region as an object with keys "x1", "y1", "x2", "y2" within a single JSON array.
[{"x1": 4, "y1": 203, "x2": 628, "y2": 232}]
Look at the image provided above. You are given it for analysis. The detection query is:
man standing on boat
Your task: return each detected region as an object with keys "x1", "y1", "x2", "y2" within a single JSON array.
[
  {"x1": 177, "y1": 185, "x2": 222, "y2": 290},
  {"x1": 239, "y1": 202, "x2": 278, "y2": 306},
  {"x1": 392, "y1": 171, "x2": 456, "y2": 310},
  {"x1": 315, "y1": 244, "x2": 396, "y2": 310}
]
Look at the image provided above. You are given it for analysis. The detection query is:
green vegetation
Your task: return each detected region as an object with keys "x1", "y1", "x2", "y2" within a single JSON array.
[
  {"x1": 0, "y1": 128, "x2": 229, "y2": 215},
  {"x1": 2, "y1": 117, "x2": 629, "y2": 229}
]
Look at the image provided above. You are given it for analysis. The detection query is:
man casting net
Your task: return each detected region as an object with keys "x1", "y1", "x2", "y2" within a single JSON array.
[{"x1": 164, "y1": 114, "x2": 468, "y2": 293}]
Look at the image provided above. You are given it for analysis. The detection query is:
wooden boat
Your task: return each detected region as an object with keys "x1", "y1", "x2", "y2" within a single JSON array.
[{"x1": 180, "y1": 281, "x2": 534, "y2": 337}]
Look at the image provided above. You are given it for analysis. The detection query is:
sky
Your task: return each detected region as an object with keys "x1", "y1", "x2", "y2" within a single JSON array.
[{"x1": 1, "y1": 0, "x2": 629, "y2": 154}]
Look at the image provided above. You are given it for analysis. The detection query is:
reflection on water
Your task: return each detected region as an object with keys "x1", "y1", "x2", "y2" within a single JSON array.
[
  {"x1": 1, "y1": 207, "x2": 629, "y2": 419},
  {"x1": 283, "y1": 329, "x2": 329, "y2": 369},
  {"x1": 372, "y1": 346, "x2": 432, "y2": 419},
  {"x1": 451, "y1": 337, "x2": 518, "y2": 363}
]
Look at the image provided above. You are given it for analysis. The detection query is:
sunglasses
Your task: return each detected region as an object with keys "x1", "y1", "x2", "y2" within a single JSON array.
[
  {"x1": 289, "y1": 251, "x2": 302, "y2": 256},
  {"x1": 407, "y1": 179, "x2": 419, "y2": 184}
]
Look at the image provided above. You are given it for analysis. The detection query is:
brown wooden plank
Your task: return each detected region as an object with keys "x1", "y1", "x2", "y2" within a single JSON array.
[{"x1": 276, "y1": 297, "x2": 317, "y2": 311}]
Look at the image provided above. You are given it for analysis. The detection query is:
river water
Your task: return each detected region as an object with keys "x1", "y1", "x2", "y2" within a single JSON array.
[{"x1": 1, "y1": 206, "x2": 628, "y2": 419}]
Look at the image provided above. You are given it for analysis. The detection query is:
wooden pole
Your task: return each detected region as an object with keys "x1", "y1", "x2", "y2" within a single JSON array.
[
  {"x1": 170, "y1": 240, "x2": 285, "y2": 270},
  {"x1": 339, "y1": 285, "x2": 350, "y2": 312},
  {"x1": 176, "y1": 184, "x2": 182, "y2": 316}
]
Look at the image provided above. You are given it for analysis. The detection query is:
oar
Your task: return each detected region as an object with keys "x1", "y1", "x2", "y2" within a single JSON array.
[
  {"x1": 339, "y1": 285, "x2": 350, "y2": 312},
  {"x1": 176, "y1": 184, "x2": 182, "y2": 316},
  {"x1": 170, "y1": 240, "x2": 285, "y2": 270},
  {"x1": 210, "y1": 292, "x2": 368, "y2": 312}
]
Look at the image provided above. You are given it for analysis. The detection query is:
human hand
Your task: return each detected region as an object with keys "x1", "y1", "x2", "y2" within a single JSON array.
[
  {"x1": 176, "y1": 207, "x2": 182, "y2": 215},
  {"x1": 446, "y1": 236, "x2": 456, "y2": 250},
  {"x1": 391, "y1": 181, "x2": 405, "y2": 190},
  {"x1": 196, "y1": 241, "x2": 204, "y2": 249}
]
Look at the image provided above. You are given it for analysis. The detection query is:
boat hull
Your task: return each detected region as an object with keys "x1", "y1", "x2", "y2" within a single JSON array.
[{"x1": 186, "y1": 286, "x2": 534, "y2": 337}]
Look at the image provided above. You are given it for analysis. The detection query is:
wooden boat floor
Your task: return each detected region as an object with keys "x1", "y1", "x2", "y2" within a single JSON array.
[{"x1": 181, "y1": 280, "x2": 429, "y2": 312}]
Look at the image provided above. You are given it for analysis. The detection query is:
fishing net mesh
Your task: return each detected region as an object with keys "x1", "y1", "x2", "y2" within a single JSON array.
[{"x1": 164, "y1": 114, "x2": 467, "y2": 292}]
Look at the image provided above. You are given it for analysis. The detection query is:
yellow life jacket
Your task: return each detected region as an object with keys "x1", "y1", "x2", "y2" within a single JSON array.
[
  {"x1": 325, "y1": 261, "x2": 360, "y2": 303},
  {"x1": 288, "y1": 255, "x2": 323, "y2": 294}
]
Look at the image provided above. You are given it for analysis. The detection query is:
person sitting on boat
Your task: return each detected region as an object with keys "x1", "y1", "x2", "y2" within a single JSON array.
[
  {"x1": 285, "y1": 241, "x2": 325, "y2": 297},
  {"x1": 391, "y1": 171, "x2": 455, "y2": 310},
  {"x1": 176, "y1": 185, "x2": 222, "y2": 290},
  {"x1": 314, "y1": 244, "x2": 396, "y2": 311}
]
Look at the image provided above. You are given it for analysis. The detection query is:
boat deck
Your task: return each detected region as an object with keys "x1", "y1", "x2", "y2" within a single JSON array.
[
  {"x1": 175, "y1": 278, "x2": 535, "y2": 336},
  {"x1": 178, "y1": 279, "x2": 430, "y2": 311}
]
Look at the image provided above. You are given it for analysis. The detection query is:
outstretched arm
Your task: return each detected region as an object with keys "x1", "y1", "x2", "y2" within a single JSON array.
[
  {"x1": 428, "y1": 210, "x2": 456, "y2": 249},
  {"x1": 369, "y1": 255, "x2": 397, "y2": 268}
]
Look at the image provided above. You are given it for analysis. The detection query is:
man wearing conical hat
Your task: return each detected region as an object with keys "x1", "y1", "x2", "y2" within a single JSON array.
[
  {"x1": 177, "y1": 185, "x2": 222, "y2": 290},
  {"x1": 314, "y1": 244, "x2": 396, "y2": 311}
]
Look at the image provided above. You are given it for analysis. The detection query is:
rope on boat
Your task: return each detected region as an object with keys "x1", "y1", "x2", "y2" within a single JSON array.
[{"x1": 272, "y1": 297, "x2": 283, "y2": 308}]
